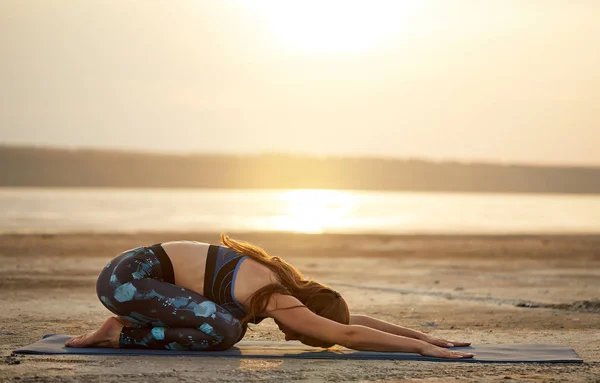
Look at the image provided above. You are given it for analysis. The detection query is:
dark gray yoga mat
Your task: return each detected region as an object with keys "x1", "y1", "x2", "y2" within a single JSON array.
[{"x1": 12, "y1": 334, "x2": 582, "y2": 363}]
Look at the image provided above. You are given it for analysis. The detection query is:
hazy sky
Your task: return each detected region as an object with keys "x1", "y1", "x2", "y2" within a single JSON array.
[{"x1": 1, "y1": 0, "x2": 599, "y2": 165}]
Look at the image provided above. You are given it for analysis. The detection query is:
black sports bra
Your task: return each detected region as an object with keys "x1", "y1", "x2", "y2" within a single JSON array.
[{"x1": 203, "y1": 245, "x2": 266, "y2": 324}]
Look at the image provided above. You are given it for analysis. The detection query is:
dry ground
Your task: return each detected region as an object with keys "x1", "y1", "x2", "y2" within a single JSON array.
[{"x1": 1, "y1": 232, "x2": 599, "y2": 382}]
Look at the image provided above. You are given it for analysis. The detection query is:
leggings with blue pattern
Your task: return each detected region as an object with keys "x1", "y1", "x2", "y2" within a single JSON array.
[{"x1": 96, "y1": 245, "x2": 243, "y2": 351}]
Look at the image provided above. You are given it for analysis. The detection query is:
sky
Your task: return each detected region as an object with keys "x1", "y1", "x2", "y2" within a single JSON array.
[{"x1": 1, "y1": 0, "x2": 599, "y2": 166}]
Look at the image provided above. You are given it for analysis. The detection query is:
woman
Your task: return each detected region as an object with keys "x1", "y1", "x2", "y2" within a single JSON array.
[{"x1": 65, "y1": 234, "x2": 474, "y2": 358}]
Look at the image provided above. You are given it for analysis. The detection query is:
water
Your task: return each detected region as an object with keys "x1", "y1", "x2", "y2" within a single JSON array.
[{"x1": 1, "y1": 188, "x2": 599, "y2": 235}]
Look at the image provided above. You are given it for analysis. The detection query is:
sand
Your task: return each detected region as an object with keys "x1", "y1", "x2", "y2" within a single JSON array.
[{"x1": 1, "y1": 232, "x2": 599, "y2": 382}]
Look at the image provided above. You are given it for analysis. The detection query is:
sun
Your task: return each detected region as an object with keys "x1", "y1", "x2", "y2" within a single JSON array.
[
  {"x1": 241, "y1": 0, "x2": 422, "y2": 54},
  {"x1": 273, "y1": 189, "x2": 356, "y2": 233}
]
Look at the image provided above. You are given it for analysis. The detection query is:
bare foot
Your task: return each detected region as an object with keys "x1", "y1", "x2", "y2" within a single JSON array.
[{"x1": 64, "y1": 317, "x2": 124, "y2": 348}]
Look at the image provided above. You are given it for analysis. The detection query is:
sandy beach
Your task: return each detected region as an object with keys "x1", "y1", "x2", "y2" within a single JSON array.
[{"x1": 1, "y1": 232, "x2": 599, "y2": 382}]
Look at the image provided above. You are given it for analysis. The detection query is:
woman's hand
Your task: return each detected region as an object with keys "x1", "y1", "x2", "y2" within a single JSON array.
[
  {"x1": 419, "y1": 343, "x2": 475, "y2": 359},
  {"x1": 419, "y1": 334, "x2": 471, "y2": 348}
]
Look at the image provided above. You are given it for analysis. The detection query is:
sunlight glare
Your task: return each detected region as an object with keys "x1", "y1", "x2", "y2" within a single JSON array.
[
  {"x1": 273, "y1": 189, "x2": 356, "y2": 233},
  {"x1": 242, "y1": 0, "x2": 422, "y2": 54}
]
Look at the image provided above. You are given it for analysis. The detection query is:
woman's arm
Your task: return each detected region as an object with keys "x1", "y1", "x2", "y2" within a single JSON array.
[
  {"x1": 350, "y1": 314, "x2": 471, "y2": 348},
  {"x1": 268, "y1": 295, "x2": 473, "y2": 359},
  {"x1": 350, "y1": 315, "x2": 426, "y2": 340}
]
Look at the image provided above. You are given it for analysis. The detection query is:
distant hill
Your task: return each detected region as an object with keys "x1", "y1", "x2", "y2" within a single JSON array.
[{"x1": 1, "y1": 145, "x2": 600, "y2": 194}]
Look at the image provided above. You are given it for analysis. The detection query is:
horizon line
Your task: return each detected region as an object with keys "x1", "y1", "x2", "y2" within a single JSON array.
[{"x1": 1, "y1": 142, "x2": 599, "y2": 170}]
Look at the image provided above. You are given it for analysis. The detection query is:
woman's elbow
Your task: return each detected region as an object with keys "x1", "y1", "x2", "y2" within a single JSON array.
[{"x1": 336, "y1": 325, "x2": 360, "y2": 348}]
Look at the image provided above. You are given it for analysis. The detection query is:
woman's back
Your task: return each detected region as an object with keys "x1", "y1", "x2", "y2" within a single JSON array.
[
  {"x1": 160, "y1": 240, "x2": 210, "y2": 294},
  {"x1": 161, "y1": 240, "x2": 277, "y2": 314}
]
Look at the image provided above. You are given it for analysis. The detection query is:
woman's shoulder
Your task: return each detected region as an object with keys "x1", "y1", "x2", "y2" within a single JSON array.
[
  {"x1": 234, "y1": 257, "x2": 281, "y2": 302},
  {"x1": 239, "y1": 256, "x2": 279, "y2": 283}
]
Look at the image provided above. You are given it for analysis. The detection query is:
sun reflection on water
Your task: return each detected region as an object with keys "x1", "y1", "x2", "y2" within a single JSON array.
[{"x1": 272, "y1": 189, "x2": 356, "y2": 233}]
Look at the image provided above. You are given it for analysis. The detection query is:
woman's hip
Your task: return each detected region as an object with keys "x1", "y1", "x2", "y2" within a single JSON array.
[{"x1": 96, "y1": 244, "x2": 174, "y2": 304}]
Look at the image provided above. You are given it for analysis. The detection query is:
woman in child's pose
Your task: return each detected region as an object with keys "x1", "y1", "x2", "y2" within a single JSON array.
[{"x1": 66, "y1": 234, "x2": 473, "y2": 359}]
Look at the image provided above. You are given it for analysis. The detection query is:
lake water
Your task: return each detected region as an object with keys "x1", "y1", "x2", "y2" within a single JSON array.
[{"x1": 1, "y1": 188, "x2": 599, "y2": 235}]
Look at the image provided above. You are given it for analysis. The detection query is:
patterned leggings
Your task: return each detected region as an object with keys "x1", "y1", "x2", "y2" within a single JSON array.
[{"x1": 96, "y1": 244, "x2": 244, "y2": 351}]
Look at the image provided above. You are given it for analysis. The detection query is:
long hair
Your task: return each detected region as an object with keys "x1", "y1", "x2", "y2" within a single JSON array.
[{"x1": 220, "y1": 233, "x2": 350, "y2": 348}]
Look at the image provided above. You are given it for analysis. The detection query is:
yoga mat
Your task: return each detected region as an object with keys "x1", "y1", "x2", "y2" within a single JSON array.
[{"x1": 13, "y1": 334, "x2": 583, "y2": 363}]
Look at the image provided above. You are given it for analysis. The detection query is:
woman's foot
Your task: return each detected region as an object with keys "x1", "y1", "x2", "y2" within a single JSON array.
[{"x1": 64, "y1": 317, "x2": 124, "y2": 348}]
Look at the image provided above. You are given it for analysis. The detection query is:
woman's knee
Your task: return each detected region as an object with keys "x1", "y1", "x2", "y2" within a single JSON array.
[{"x1": 207, "y1": 319, "x2": 244, "y2": 350}]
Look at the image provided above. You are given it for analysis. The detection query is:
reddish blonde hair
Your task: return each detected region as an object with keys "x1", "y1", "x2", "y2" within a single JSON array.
[{"x1": 220, "y1": 233, "x2": 349, "y2": 348}]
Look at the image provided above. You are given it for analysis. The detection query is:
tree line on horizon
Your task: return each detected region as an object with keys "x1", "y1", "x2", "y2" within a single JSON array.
[{"x1": 1, "y1": 145, "x2": 599, "y2": 194}]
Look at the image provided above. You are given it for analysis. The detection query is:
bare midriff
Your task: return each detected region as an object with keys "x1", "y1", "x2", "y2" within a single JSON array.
[{"x1": 160, "y1": 241, "x2": 210, "y2": 295}]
